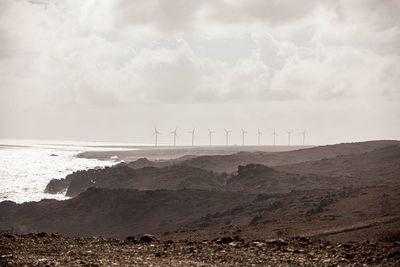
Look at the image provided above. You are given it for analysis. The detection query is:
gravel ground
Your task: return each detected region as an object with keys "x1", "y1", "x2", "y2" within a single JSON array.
[{"x1": 1, "y1": 232, "x2": 399, "y2": 266}]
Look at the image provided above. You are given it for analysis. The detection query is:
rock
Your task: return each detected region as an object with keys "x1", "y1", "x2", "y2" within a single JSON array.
[
  {"x1": 0, "y1": 254, "x2": 13, "y2": 259},
  {"x1": 237, "y1": 164, "x2": 276, "y2": 177},
  {"x1": 51, "y1": 233, "x2": 61, "y2": 238},
  {"x1": 126, "y1": 236, "x2": 138, "y2": 243},
  {"x1": 1, "y1": 233, "x2": 15, "y2": 239},
  {"x1": 139, "y1": 234, "x2": 159, "y2": 243},
  {"x1": 387, "y1": 248, "x2": 400, "y2": 260},
  {"x1": 213, "y1": 236, "x2": 236, "y2": 244},
  {"x1": 252, "y1": 241, "x2": 264, "y2": 247},
  {"x1": 266, "y1": 239, "x2": 289, "y2": 247},
  {"x1": 2, "y1": 233, "x2": 400, "y2": 266},
  {"x1": 37, "y1": 232, "x2": 48, "y2": 238},
  {"x1": 44, "y1": 178, "x2": 70, "y2": 194},
  {"x1": 344, "y1": 253, "x2": 355, "y2": 259},
  {"x1": 294, "y1": 236, "x2": 312, "y2": 245}
]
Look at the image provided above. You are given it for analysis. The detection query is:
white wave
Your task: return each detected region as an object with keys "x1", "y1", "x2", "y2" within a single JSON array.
[{"x1": 0, "y1": 140, "x2": 123, "y2": 203}]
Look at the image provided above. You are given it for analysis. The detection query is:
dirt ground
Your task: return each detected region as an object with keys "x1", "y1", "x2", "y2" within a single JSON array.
[{"x1": 1, "y1": 232, "x2": 399, "y2": 266}]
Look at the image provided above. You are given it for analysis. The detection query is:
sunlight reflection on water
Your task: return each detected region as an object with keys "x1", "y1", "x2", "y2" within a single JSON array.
[{"x1": 0, "y1": 140, "x2": 135, "y2": 203}]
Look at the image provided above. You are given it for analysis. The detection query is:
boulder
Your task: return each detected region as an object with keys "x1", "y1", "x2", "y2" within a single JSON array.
[
  {"x1": 139, "y1": 234, "x2": 159, "y2": 243},
  {"x1": 44, "y1": 178, "x2": 70, "y2": 194},
  {"x1": 126, "y1": 236, "x2": 138, "y2": 243}
]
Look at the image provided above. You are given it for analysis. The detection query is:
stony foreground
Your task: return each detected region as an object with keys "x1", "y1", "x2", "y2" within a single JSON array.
[{"x1": 1, "y1": 233, "x2": 399, "y2": 266}]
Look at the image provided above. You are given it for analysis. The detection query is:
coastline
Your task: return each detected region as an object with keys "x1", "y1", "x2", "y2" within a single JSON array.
[
  {"x1": 1, "y1": 140, "x2": 400, "y2": 266},
  {"x1": 77, "y1": 145, "x2": 312, "y2": 162}
]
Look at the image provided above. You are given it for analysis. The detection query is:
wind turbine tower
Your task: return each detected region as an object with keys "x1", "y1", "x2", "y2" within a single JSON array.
[
  {"x1": 241, "y1": 128, "x2": 247, "y2": 146},
  {"x1": 286, "y1": 131, "x2": 292, "y2": 146},
  {"x1": 170, "y1": 128, "x2": 177, "y2": 146},
  {"x1": 300, "y1": 130, "x2": 306, "y2": 146},
  {"x1": 224, "y1": 128, "x2": 231, "y2": 146},
  {"x1": 153, "y1": 127, "x2": 161, "y2": 147},
  {"x1": 273, "y1": 128, "x2": 277, "y2": 146},
  {"x1": 257, "y1": 128, "x2": 263, "y2": 146},
  {"x1": 188, "y1": 128, "x2": 195, "y2": 146},
  {"x1": 208, "y1": 128, "x2": 215, "y2": 146}
]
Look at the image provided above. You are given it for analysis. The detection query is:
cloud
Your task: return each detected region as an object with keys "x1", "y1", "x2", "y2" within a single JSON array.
[
  {"x1": 0, "y1": 0, "x2": 399, "y2": 143},
  {"x1": 0, "y1": 0, "x2": 399, "y2": 107},
  {"x1": 114, "y1": 0, "x2": 207, "y2": 33}
]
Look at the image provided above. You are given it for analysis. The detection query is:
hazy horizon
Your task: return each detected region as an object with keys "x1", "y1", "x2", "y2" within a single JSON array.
[{"x1": 1, "y1": 0, "x2": 399, "y2": 145}]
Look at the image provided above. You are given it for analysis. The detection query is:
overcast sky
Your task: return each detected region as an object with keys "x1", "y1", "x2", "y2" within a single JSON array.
[{"x1": 0, "y1": 0, "x2": 399, "y2": 145}]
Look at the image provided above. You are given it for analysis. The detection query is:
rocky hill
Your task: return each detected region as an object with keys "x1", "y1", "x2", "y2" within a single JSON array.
[
  {"x1": 2, "y1": 185, "x2": 399, "y2": 242},
  {"x1": 2, "y1": 140, "x2": 400, "y2": 266},
  {"x1": 277, "y1": 145, "x2": 400, "y2": 184},
  {"x1": 45, "y1": 142, "x2": 400, "y2": 197},
  {"x1": 0, "y1": 188, "x2": 254, "y2": 238},
  {"x1": 225, "y1": 164, "x2": 358, "y2": 194},
  {"x1": 46, "y1": 164, "x2": 227, "y2": 197},
  {"x1": 125, "y1": 140, "x2": 400, "y2": 173}
]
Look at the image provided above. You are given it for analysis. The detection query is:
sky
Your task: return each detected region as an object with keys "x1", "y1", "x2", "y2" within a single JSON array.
[{"x1": 0, "y1": 0, "x2": 399, "y2": 145}]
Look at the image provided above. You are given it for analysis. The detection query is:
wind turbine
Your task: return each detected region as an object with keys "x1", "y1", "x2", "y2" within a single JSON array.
[
  {"x1": 188, "y1": 128, "x2": 195, "y2": 146},
  {"x1": 241, "y1": 128, "x2": 247, "y2": 146},
  {"x1": 286, "y1": 130, "x2": 292, "y2": 146},
  {"x1": 208, "y1": 128, "x2": 215, "y2": 146},
  {"x1": 153, "y1": 127, "x2": 161, "y2": 147},
  {"x1": 300, "y1": 130, "x2": 306, "y2": 146},
  {"x1": 224, "y1": 128, "x2": 231, "y2": 146},
  {"x1": 272, "y1": 128, "x2": 277, "y2": 146},
  {"x1": 256, "y1": 128, "x2": 263, "y2": 146},
  {"x1": 170, "y1": 127, "x2": 177, "y2": 146}
]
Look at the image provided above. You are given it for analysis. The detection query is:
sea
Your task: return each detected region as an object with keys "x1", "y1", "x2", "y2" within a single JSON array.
[{"x1": 0, "y1": 139, "x2": 139, "y2": 203}]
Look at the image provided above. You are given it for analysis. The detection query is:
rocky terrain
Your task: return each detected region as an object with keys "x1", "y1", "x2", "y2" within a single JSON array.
[
  {"x1": 1, "y1": 232, "x2": 399, "y2": 266},
  {"x1": 77, "y1": 145, "x2": 308, "y2": 162},
  {"x1": 1, "y1": 140, "x2": 400, "y2": 266},
  {"x1": 121, "y1": 140, "x2": 400, "y2": 173},
  {"x1": 277, "y1": 145, "x2": 400, "y2": 182},
  {"x1": 45, "y1": 141, "x2": 400, "y2": 197},
  {"x1": 46, "y1": 164, "x2": 227, "y2": 197},
  {"x1": 1, "y1": 185, "x2": 399, "y2": 242},
  {"x1": 0, "y1": 188, "x2": 253, "y2": 237}
]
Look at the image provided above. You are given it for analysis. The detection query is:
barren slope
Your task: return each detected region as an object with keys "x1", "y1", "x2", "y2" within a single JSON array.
[
  {"x1": 2, "y1": 186, "x2": 399, "y2": 242},
  {"x1": 0, "y1": 188, "x2": 254, "y2": 238},
  {"x1": 46, "y1": 164, "x2": 227, "y2": 197},
  {"x1": 277, "y1": 145, "x2": 400, "y2": 185},
  {"x1": 125, "y1": 140, "x2": 400, "y2": 173}
]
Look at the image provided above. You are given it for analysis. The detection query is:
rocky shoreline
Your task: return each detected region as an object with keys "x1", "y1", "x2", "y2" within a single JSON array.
[
  {"x1": 44, "y1": 141, "x2": 400, "y2": 197},
  {"x1": 1, "y1": 140, "x2": 400, "y2": 265}
]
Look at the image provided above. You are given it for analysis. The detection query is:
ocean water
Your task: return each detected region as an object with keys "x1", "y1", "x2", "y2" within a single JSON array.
[{"x1": 0, "y1": 139, "x2": 136, "y2": 203}]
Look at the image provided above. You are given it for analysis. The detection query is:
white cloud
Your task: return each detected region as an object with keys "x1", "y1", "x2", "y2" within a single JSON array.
[{"x1": 0, "y1": 0, "x2": 399, "y2": 143}]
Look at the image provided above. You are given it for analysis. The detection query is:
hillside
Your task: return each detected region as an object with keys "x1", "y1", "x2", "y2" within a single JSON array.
[
  {"x1": 45, "y1": 142, "x2": 400, "y2": 197},
  {"x1": 77, "y1": 145, "x2": 307, "y2": 162},
  {"x1": 1, "y1": 186, "x2": 399, "y2": 242},
  {"x1": 46, "y1": 164, "x2": 227, "y2": 197},
  {"x1": 3, "y1": 139, "x2": 400, "y2": 267},
  {"x1": 277, "y1": 145, "x2": 400, "y2": 185},
  {"x1": 123, "y1": 140, "x2": 400, "y2": 173},
  {"x1": 45, "y1": 162, "x2": 360, "y2": 197},
  {"x1": 225, "y1": 164, "x2": 362, "y2": 194},
  {"x1": 0, "y1": 188, "x2": 253, "y2": 238}
]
